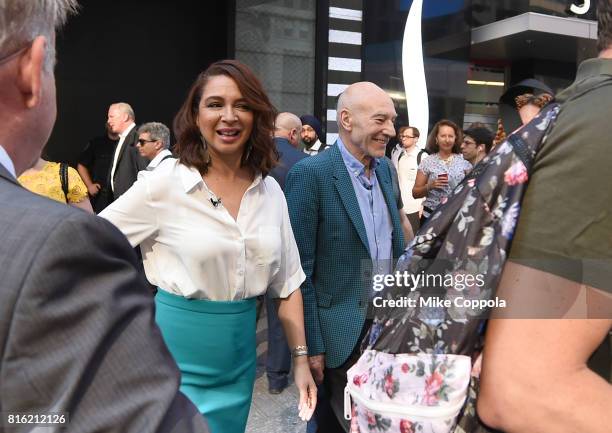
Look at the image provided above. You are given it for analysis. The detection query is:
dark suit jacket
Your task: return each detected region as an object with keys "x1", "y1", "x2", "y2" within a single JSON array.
[
  {"x1": 269, "y1": 137, "x2": 307, "y2": 190},
  {"x1": 285, "y1": 143, "x2": 405, "y2": 368},
  {"x1": 111, "y1": 126, "x2": 148, "y2": 199},
  {"x1": 0, "y1": 163, "x2": 209, "y2": 432}
]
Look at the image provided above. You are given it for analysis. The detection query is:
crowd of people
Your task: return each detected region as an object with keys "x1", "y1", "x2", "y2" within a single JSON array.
[{"x1": 0, "y1": 1, "x2": 611, "y2": 433}]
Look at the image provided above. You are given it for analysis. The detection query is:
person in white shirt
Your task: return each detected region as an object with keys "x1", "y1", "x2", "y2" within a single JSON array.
[
  {"x1": 100, "y1": 60, "x2": 316, "y2": 433},
  {"x1": 394, "y1": 126, "x2": 427, "y2": 233},
  {"x1": 135, "y1": 122, "x2": 174, "y2": 170}
]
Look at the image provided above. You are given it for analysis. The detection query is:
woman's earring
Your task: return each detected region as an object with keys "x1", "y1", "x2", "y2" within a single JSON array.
[
  {"x1": 200, "y1": 135, "x2": 212, "y2": 165},
  {"x1": 244, "y1": 143, "x2": 252, "y2": 161}
]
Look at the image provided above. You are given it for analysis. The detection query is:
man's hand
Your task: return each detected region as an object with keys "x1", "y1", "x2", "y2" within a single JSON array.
[
  {"x1": 87, "y1": 183, "x2": 101, "y2": 196},
  {"x1": 308, "y1": 354, "x2": 325, "y2": 385}
]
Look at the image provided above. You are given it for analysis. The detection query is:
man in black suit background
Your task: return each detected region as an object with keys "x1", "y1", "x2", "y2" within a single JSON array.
[
  {"x1": 77, "y1": 122, "x2": 118, "y2": 213},
  {"x1": 0, "y1": 1, "x2": 209, "y2": 431},
  {"x1": 107, "y1": 102, "x2": 148, "y2": 199}
]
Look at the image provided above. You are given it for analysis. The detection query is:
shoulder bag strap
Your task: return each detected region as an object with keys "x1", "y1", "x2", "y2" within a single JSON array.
[{"x1": 59, "y1": 162, "x2": 69, "y2": 201}]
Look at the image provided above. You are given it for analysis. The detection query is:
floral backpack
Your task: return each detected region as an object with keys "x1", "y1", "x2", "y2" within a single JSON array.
[{"x1": 343, "y1": 103, "x2": 561, "y2": 433}]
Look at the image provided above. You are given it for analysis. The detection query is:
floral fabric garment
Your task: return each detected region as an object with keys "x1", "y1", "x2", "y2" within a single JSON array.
[
  {"x1": 18, "y1": 161, "x2": 88, "y2": 204},
  {"x1": 418, "y1": 154, "x2": 472, "y2": 214},
  {"x1": 352, "y1": 104, "x2": 561, "y2": 433},
  {"x1": 346, "y1": 350, "x2": 471, "y2": 433}
]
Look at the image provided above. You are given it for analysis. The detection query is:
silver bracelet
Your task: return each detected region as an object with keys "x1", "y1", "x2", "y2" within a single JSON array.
[{"x1": 292, "y1": 345, "x2": 308, "y2": 358}]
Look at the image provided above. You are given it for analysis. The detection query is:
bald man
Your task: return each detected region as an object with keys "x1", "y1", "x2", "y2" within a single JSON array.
[
  {"x1": 285, "y1": 83, "x2": 405, "y2": 431},
  {"x1": 269, "y1": 112, "x2": 305, "y2": 190},
  {"x1": 265, "y1": 112, "x2": 307, "y2": 394}
]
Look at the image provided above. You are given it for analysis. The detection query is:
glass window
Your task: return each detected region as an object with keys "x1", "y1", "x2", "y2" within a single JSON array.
[
  {"x1": 463, "y1": 65, "x2": 505, "y2": 130},
  {"x1": 236, "y1": 0, "x2": 316, "y2": 115}
]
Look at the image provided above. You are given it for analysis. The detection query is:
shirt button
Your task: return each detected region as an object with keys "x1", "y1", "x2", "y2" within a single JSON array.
[{"x1": 237, "y1": 269, "x2": 244, "y2": 276}]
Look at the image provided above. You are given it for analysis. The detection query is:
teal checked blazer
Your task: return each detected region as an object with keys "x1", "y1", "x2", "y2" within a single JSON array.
[{"x1": 285, "y1": 143, "x2": 405, "y2": 368}]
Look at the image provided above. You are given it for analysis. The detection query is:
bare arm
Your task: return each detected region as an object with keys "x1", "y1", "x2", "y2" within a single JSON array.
[
  {"x1": 70, "y1": 197, "x2": 94, "y2": 214},
  {"x1": 412, "y1": 169, "x2": 448, "y2": 199},
  {"x1": 412, "y1": 170, "x2": 429, "y2": 199},
  {"x1": 277, "y1": 289, "x2": 307, "y2": 353},
  {"x1": 77, "y1": 163, "x2": 100, "y2": 196},
  {"x1": 277, "y1": 290, "x2": 317, "y2": 420},
  {"x1": 399, "y1": 211, "x2": 414, "y2": 246},
  {"x1": 478, "y1": 261, "x2": 612, "y2": 432},
  {"x1": 285, "y1": 164, "x2": 326, "y2": 384}
]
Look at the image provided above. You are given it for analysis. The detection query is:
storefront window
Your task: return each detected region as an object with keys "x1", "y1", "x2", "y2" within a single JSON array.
[
  {"x1": 235, "y1": 0, "x2": 316, "y2": 115},
  {"x1": 464, "y1": 66, "x2": 505, "y2": 130}
]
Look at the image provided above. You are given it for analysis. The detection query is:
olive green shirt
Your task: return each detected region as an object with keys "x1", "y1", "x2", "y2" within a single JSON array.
[
  {"x1": 509, "y1": 58, "x2": 612, "y2": 380},
  {"x1": 509, "y1": 58, "x2": 612, "y2": 293}
]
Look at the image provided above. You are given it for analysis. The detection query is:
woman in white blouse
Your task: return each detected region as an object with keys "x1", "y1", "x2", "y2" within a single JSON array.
[{"x1": 100, "y1": 60, "x2": 316, "y2": 433}]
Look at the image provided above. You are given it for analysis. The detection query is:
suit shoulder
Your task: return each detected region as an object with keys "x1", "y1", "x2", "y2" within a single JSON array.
[
  {"x1": 377, "y1": 157, "x2": 394, "y2": 176},
  {"x1": 291, "y1": 150, "x2": 333, "y2": 174},
  {"x1": 0, "y1": 183, "x2": 127, "y2": 252},
  {"x1": 1, "y1": 182, "x2": 75, "y2": 227}
]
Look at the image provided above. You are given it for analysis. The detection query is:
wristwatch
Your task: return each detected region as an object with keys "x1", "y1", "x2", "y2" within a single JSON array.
[{"x1": 292, "y1": 345, "x2": 308, "y2": 358}]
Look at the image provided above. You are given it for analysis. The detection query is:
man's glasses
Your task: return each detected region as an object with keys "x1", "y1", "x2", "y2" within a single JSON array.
[
  {"x1": 137, "y1": 138, "x2": 157, "y2": 146},
  {"x1": 462, "y1": 139, "x2": 477, "y2": 146},
  {"x1": 400, "y1": 135, "x2": 416, "y2": 139}
]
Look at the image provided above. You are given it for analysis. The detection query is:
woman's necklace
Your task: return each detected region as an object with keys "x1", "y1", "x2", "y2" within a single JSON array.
[{"x1": 439, "y1": 153, "x2": 454, "y2": 166}]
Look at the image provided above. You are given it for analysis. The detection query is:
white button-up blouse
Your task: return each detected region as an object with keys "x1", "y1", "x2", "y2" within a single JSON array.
[{"x1": 100, "y1": 161, "x2": 305, "y2": 301}]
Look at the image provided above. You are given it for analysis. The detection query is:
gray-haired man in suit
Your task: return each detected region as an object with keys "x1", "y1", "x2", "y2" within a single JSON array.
[{"x1": 0, "y1": 2, "x2": 208, "y2": 431}]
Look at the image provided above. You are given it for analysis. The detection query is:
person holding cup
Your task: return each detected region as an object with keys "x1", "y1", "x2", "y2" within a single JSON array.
[{"x1": 412, "y1": 119, "x2": 471, "y2": 221}]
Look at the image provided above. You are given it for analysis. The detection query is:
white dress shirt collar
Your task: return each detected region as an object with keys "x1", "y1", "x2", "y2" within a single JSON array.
[
  {"x1": 0, "y1": 144, "x2": 16, "y2": 178},
  {"x1": 119, "y1": 122, "x2": 136, "y2": 139},
  {"x1": 147, "y1": 149, "x2": 173, "y2": 170},
  {"x1": 177, "y1": 162, "x2": 263, "y2": 194},
  {"x1": 310, "y1": 139, "x2": 323, "y2": 151}
]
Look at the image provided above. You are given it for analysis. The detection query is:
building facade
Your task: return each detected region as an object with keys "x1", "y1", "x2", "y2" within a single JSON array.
[{"x1": 51, "y1": 0, "x2": 597, "y2": 160}]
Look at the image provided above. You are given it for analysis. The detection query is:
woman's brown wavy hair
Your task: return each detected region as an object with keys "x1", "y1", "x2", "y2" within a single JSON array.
[
  {"x1": 173, "y1": 60, "x2": 278, "y2": 176},
  {"x1": 514, "y1": 92, "x2": 553, "y2": 110},
  {"x1": 425, "y1": 119, "x2": 462, "y2": 154}
]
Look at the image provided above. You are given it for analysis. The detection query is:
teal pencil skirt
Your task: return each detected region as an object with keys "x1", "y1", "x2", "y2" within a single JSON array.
[{"x1": 155, "y1": 289, "x2": 257, "y2": 433}]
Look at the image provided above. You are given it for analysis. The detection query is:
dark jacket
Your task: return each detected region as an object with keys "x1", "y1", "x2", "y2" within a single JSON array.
[
  {"x1": 111, "y1": 126, "x2": 148, "y2": 199},
  {"x1": 269, "y1": 137, "x2": 307, "y2": 190},
  {"x1": 285, "y1": 144, "x2": 405, "y2": 368},
  {"x1": 0, "y1": 163, "x2": 210, "y2": 432}
]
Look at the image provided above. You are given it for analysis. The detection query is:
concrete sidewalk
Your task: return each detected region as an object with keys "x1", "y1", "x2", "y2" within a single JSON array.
[{"x1": 246, "y1": 300, "x2": 307, "y2": 433}]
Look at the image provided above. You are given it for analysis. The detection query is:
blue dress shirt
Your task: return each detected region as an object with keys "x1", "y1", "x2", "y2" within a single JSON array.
[
  {"x1": 0, "y1": 145, "x2": 16, "y2": 178},
  {"x1": 336, "y1": 138, "x2": 393, "y2": 293}
]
